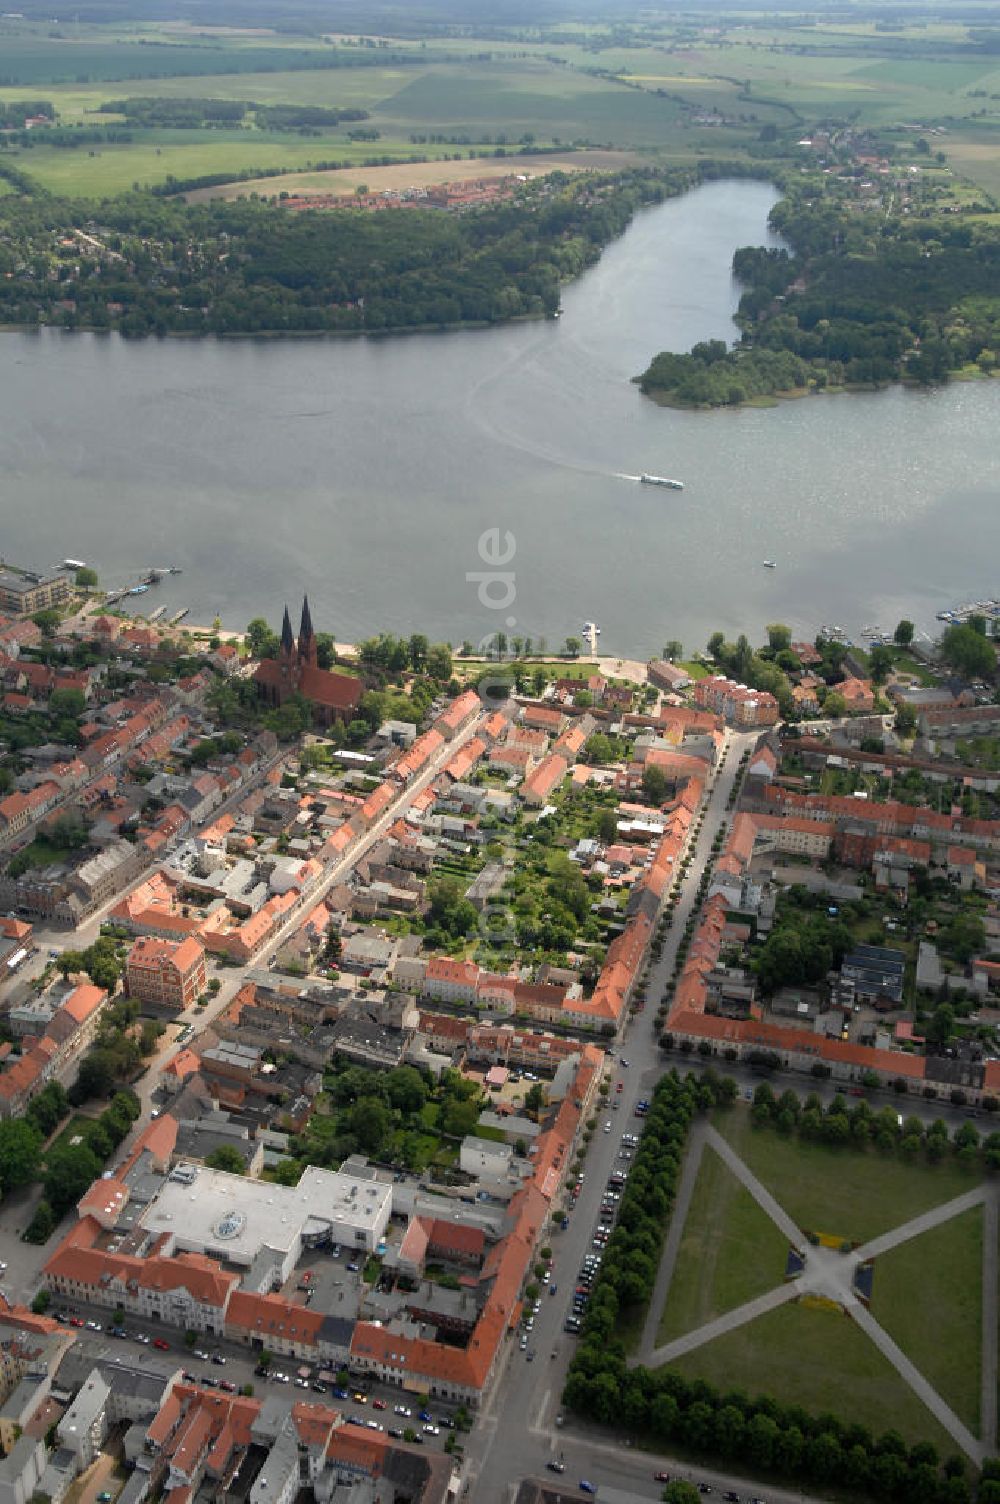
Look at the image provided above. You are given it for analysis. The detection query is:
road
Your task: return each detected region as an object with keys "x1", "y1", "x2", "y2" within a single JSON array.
[
  {"x1": 460, "y1": 730, "x2": 766, "y2": 1502},
  {"x1": 37, "y1": 1296, "x2": 459, "y2": 1461}
]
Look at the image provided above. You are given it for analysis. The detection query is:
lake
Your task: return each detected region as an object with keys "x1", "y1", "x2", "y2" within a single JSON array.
[{"x1": 3, "y1": 176, "x2": 999, "y2": 659}]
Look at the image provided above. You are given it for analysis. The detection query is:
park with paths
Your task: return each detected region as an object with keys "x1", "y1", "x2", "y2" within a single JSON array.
[{"x1": 637, "y1": 1109, "x2": 999, "y2": 1467}]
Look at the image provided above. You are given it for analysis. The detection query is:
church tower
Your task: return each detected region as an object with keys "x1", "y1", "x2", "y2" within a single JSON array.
[
  {"x1": 298, "y1": 595, "x2": 318, "y2": 671},
  {"x1": 278, "y1": 605, "x2": 296, "y2": 692}
]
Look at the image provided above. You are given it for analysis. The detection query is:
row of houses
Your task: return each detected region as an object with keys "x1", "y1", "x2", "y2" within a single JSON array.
[{"x1": 0, "y1": 983, "x2": 107, "y2": 1117}]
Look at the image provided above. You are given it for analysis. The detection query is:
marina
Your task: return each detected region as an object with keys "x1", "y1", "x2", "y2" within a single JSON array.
[{"x1": 935, "y1": 598, "x2": 1000, "y2": 626}]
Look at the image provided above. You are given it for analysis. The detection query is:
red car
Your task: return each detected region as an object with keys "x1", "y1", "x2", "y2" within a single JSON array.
[
  {"x1": 616, "y1": 1082, "x2": 623, "y2": 1093},
  {"x1": 372, "y1": 1399, "x2": 387, "y2": 1411},
  {"x1": 69, "y1": 1316, "x2": 85, "y2": 1328},
  {"x1": 153, "y1": 1338, "x2": 171, "y2": 1351},
  {"x1": 654, "y1": 1472, "x2": 671, "y2": 1483}
]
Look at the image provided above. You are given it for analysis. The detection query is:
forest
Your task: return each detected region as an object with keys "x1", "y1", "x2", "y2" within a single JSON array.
[
  {"x1": 0, "y1": 164, "x2": 698, "y2": 335},
  {"x1": 638, "y1": 180, "x2": 1000, "y2": 407}
]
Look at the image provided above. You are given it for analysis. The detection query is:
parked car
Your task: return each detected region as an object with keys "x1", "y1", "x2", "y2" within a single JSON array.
[
  {"x1": 153, "y1": 1338, "x2": 170, "y2": 1351},
  {"x1": 547, "y1": 1460, "x2": 566, "y2": 1473}
]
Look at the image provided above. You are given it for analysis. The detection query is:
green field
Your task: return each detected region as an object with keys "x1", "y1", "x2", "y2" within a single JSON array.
[
  {"x1": 0, "y1": 10, "x2": 998, "y2": 242},
  {"x1": 657, "y1": 1144, "x2": 790, "y2": 1344},
  {"x1": 716, "y1": 1108, "x2": 985, "y2": 1244},
  {"x1": 376, "y1": 64, "x2": 686, "y2": 145},
  {"x1": 18, "y1": 132, "x2": 488, "y2": 197},
  {"x1": 870, "y1": 1207, "x2": 984, "y2": 1436},
  {"x1": 669, "y1": 1299, "x2": 961, "y2": 1454}
]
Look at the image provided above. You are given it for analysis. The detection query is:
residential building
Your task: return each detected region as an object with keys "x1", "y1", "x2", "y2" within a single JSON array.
[
  {"x1": 126, "y1": 936, "x2": 207, "y2": 1011},
  {"x1": 0, "y1": 566, "x2": 71, "y2": 618}
]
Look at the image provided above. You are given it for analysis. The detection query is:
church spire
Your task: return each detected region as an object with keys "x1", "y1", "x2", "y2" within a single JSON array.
[
  {"x1": 280, "y1": 605, "x2": 294, "y2": 657},
  {"x1": 300, "y1": 594, "x2": 314, "y2": 645},
  {"x1": 299, "y1": 595, "x2": 318, "y2": 669}
]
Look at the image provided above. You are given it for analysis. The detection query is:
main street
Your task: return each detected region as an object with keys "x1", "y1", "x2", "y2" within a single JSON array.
[{"x1": 461, "y1": 731, "x2": 768, "y2": 1502}]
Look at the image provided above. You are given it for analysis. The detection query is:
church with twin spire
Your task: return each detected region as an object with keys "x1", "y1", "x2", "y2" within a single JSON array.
[{"x1": 253, "y1": 596, "x2": 362, "y2": 727}]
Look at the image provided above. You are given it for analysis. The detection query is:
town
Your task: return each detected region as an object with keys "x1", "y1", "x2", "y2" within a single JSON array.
[{"x1": 1, "y1": 559, "x2": 1000, "y2": 1504}]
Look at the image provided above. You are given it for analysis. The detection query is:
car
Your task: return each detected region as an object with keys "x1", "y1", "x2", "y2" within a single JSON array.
[
  {"x1": 136, "y1": 1333, "x2": 151, "y2": 1345},
  {"x1": 388, "y1": 1427, "x2": 403, "y2": 1439},
  {"x1": 541, "y1": 1271, "x2": 550, "y2": 1284},
  {"x1": 621, "y1": 1059, "x2": 629, "y2": 1067},
  {"x1": 193, "y1": 1349, "x2": 209, "y2": 1361},
  {"x1": 526, "y1": 1350, "x2": 535, "y2": 1363},
  {"x1": 654, "y1": 1472, "x2": 671, "y2": 1483},
  {"x1": 372, "y1": 1398, "x2": 387, "y2": 1410},
  {"x1": 220, "y1": 1380, "x2": 237, "y2": 1393},
  {"x1": 212, "y1": 1353, "x2": 226, "y2": 1364},
  {"x1": 579, "y1": 1482, "x2": 597, "y2": 1495},
  {"x1": 0, "y1": 1262, "x2": 6, "y2": 1272},
  {"x1": 352, "y1": 1392, "x2": 368, "y2": 1404},
  {"x1": 366, "y1": 1419, "x2": 383, "y2": 1431},
  {"x1": 550, "y1": 1283, "x2": 558, "y2": 1295},
  {"x1": 153, "y1": 1338, "x2": 170, "y2": 1351},
  {"x1": 201, "y1": 1374, "x2": 218, "y2": 1388},
  {"x1": 423, "y1": 1424, "x2": 440, "y2": 1436},
  {"x1": 724, "y1": 1493, "x2": 741, "y2": 1502},
  {"x1": 437, "y1": 1417, "x2": 453, "y2": 1429},
  {"x1": 394, "y1": 1404, "x2": 411, "y2": 1417},
  {"x1": 312, "y1": 1382, "x2": 327, "y2": 1394},
  {"x1": 294, "y1": 1377, "x2": 309, "y2": 1389},
  {"x1": 98, "y1": 1493, "x2": 113, "y2": 1502},
  {"x1": 418, "y1": 1410, "x2": 433, "y2": 1422},
  {"x1": 85, "y1": 1320, "x2": 102, "y2": 1331},
  {"x1": 332, "y1": 1387, "x2": 350, "y2": 1400},
  {"x1": 547, "y1": 1460, "x2": 566, "y2": 1473},
  {"x1": 603, "y1": 1121, "x2": 611, "y2": 1133},
  {"x1": 616, "y1": 1081, "x2": 623, "y2": 1092},
  {"x1": 697, "y1": 1486, "x2": 713, "y2": 1496},
  {"x1": 346, "y1": 1262, "x2": 360, "y2": 1273}
]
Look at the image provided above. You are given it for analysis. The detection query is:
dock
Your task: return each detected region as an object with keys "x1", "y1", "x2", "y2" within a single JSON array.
[{"x1": 167, "y1": 608, "x2": 189, "y2": 626}]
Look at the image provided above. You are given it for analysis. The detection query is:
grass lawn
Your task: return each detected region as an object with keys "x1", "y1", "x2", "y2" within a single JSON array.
[
  {"x1": 9, "y1": 835, "x2": 84, "y2": 873},
  {"x1": 657, "y1": 1144, "x2": 790, "y2": 1344},
  {"x1": 716, "y1": 1107, "x2": 984, "y2": 1244},
  {"x1": 668, "y1": 1298, "x2": 960, "y2": 1454},
  {"x1": 870, "y1": 1205, "x2": 983, "y2": 1436},
  {"x1": 677, "y1": 660, "x2": 710, "y2": 680},
  {"x1": 48, "y1": 1113, "x2": 99, "y2": 1156}
]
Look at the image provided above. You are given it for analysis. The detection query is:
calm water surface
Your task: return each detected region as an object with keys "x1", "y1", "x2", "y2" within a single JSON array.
[{"x1": 3, "y1": 178, "x2": 999, "y2": 658}]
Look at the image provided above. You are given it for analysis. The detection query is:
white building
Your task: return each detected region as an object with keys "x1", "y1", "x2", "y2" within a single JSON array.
[{"x1": 140, "y1": 1163, "x2": 392, "y2": 1283}]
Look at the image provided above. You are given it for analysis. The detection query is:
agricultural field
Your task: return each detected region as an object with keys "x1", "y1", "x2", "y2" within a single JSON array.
[
  {"x1": 188, "y1": 148, "x2": 637, "y2": 203},
  {"x1": 0, "y1": 9, "x2": 998, "y2": 211},
  {"x1": 942, "y1": 126, "x2": 1000, "y2": 200},
  {"x1": 17, "y1": 132, "x2": 487, "y2": 198}
]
